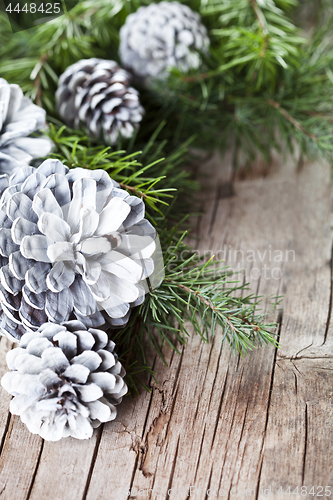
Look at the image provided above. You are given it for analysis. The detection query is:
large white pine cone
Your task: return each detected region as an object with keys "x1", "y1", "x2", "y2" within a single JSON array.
[
  {"x1": 0, "y1": 159, "x2": 157, "y2": 341},
  {"x1": 56, "y1": 59, "x2": 144, "y2": 145},
  {"x1": 119, "y1": 1, "x2": 210, "y2": 83},
  {"x1": 1, "y1": 321, "x2": 127, "y2": 441},
  {"x1": 0, "y1": 78, "x2": 53, "y2": 175}
]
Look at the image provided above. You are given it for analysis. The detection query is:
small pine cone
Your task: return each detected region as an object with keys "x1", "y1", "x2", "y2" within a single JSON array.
[
  {"x1": 119, "y1": 1, "x2": 210, "y2": 83},
  {"x1": 56, "y1": 59, "x2": 144, "y2": 145},
  {"x1": 0, "y1": 159, "x2": 158, "y2": 341},
  {"x1": 1, "y1": 321, "x2": 127, "y2": 441},
  {"x1": 0, "y1": 78, "x2": 53, "y2": 175}
]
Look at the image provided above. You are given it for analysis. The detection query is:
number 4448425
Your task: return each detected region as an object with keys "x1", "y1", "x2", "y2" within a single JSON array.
[
  {"x1": 6, "y1": 3, "x2": 61, "y2": 14},
  {"x1": 277, "y1": 486, "x2": 331, "y2": 496}
]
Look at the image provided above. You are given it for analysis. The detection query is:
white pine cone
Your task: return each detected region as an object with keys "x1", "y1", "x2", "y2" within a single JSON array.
[
  {"x1": 119, "y1": 1, "x2": 210, "y2": 83},
  {"x1": 1, "y1": 321, "x2": 127, "y2": 441},
  {"x1": 0, "y1": 159, "x2": 158, "y2": 341},
  {"x1": 56, "y1": 59, "x2": 144, "y2": 145},
  {"x1": 0, "y1": 78, "x2": 53, "y2": 175}
]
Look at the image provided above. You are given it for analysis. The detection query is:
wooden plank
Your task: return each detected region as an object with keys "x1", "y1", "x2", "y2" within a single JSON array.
[
  {"x1": 0, "y1": 343, "x2": 43, "y2": 500},
  {"x1": 27, "y1": 435, "x2": 99, "y2": 500},
  {"x1": 259, "y1": 357, "x2": 333, "y2": 498},
  {"x1": 231, "y1": 154, "x2": 333, "y2": 358},
  {"x1": 0, "y1": 151, "x2": 331, "y2": 500},
  {"x1": 85, "y1": 154, "x2": 331, "y2": 499},
  {"x1": 84, "y1": 155, "x2": 282, "y2": 499},
  {"x1": 0, "y1": 417, "x2": 42, "y2": 500}
]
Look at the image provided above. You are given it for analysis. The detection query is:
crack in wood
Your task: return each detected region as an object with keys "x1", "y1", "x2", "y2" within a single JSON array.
[
  {"x1": 211, "y1": 365, "x2": 229, "y2": 451},
  {"x1": 235, "y1": 352, "x2": 242, "y2": 372},
  {"x1": 81, "y1": 425, "x2": 104, "y2": 500},
  {"x1": 128, "y1": 445, "x2": 142, "y2": 497},
  {"x1": 171, "y1": 346, "x2": 185, "y2": 397},
  {"x1": 218, "y1": 365, "x2": 245, "y2": 487},
  {"x1": 140, "y1": 411, "x2": 170, "y2": 477},
  {"x1": 165, "y1": 385, "x2": 179, "y2": 439},
  {"x1": 293, "y1": 370, "x2": 298, "y2": 395},
  {"x1": 238, "y1": 400, "x2": 249, "y2": 445},
  {"x1": 0, "y1": 413, "x2": 11, "y2": 460},
  {"x1": 291, "y1": 360, "x2": 303, "y2": 377},
  {"x1": 255, "y1": 272, "x2": 262, "y2": 299},
  {"x1": 26, "y1": 440, "x2": 44, "y2": 500},
  {"x1": 121, "y1": 423, "x2": 145, "y2": 454},
  {"x1": 208, "y1": 188, "x2": 221, "y2": 237},
  {"x1": 140, "y1": 358, "x2": 157, "y2": 437},
  {"x1": 126, "y1": 381, "x2": 166, "y2": 492},
  {"x1": 164, "y1": 435, "x2": 180, "y2": 499},
  {"x1": 322, "y1": 240, "x2": 333, "y2": 346},
  {"x1": 302, "y1": 403, "x2": 308, "y2": 484},
  {"x1": 194, "y1": 200, "x2": 205, "y2": 239},
  {"x1": 232, "y1": 399, "x2": 251, "y2": 486},
  {"x1": 218, "y1": 182, "x2": 235, "y2": 200},
  {"x1": 193, "y1": 423, "x2": 207, "y2": 483},
  {"x1": 193, "y1": 340, "x2": 216, "y2": 422},
  {"x1": 255, "y1": 456, "x2": 264, "y2": 500},
  {"x1": 208, "y1": 183, "x2": 234, "y2": 237},
  {"x1": 207, "y1": 339, "x2": 225, "y2": 412},
  {"x1": 277, "y1": 351, "x2": 333, "y2": 362},
  {"x1": 204, "y1": 467, "x2": 213, "y2": 500},
  {"x1": 255, "y1": 309, "x2": 283, "y2": 493},
  {"x1": 294, "y1": 341, "x2": 314, "y2": 359},
  {"x1": 263, "y1": 311, "x2": 283, "y2": 435}
]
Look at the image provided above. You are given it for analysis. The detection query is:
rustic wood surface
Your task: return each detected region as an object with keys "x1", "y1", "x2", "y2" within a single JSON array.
[{"x1": 0, "y1": 152, "x2": 332, "y2": 500}]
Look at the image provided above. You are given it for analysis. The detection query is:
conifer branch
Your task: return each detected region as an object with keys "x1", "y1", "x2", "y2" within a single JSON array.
[
  {"x1": 119, "y1": 183, "x2": 148, "y2": 199},
  {"x1": 116, "y1": 236, "x2": 280, "y2": 392},
  {"x1": 248, "y1": 0, "x2": 268, "y2": 34},
  {"x1": 267, "y1": 99, "x2": 318, "y2": 140}
]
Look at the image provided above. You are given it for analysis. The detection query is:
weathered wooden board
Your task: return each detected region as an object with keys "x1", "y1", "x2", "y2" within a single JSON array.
[{"x1": 0, "y1": 151, "x2": 332, "y2": 500}]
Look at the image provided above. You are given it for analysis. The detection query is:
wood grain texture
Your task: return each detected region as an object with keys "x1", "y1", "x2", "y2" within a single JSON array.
[{"x1": 0, "y1": 152, "x2": 332, "y2": 500}]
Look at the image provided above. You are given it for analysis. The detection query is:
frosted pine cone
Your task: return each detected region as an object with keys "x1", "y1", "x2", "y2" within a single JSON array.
[
  {"x1": 119, "y1": 1, "x2": 210, "y2": 83},
  {"x1": 56, "y1": 59, "x2": 144, "y2": 145},
  {"x1": 1, "y1": 321, "x2": 127, "y2": 441},
  {"x1": 0, "y1": 78, "x2": 53, "y2": 175},
  {"x1": 0, "y1": 159, "x2": 158, "y2": 341}
]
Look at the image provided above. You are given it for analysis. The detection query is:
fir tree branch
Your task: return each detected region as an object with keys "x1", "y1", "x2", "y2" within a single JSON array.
[
  {"x1": 119, "y1": 183, "x2": 148, "y2": 199},
  {"x1": 115, "y1": 234, "x2": 280, "y2": 393},
  {"x1": 165, "y1": 277, "x2": 266, "y2": 335},
  {"x1": 1, "y1": 0, "x2": 332, "y2": 165},
  {"x1": 248, "y1": 0, "x2": 269, "y2": 35},
  {"x1": 267, "y1": 99, "x2": 318, "y2": 140},
  {"x1": 32, "y1": 53, "x2": 48, "y2": 107},
  {"x1": 165, "y1": 279, "x2": 217, "y2": 310}
]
